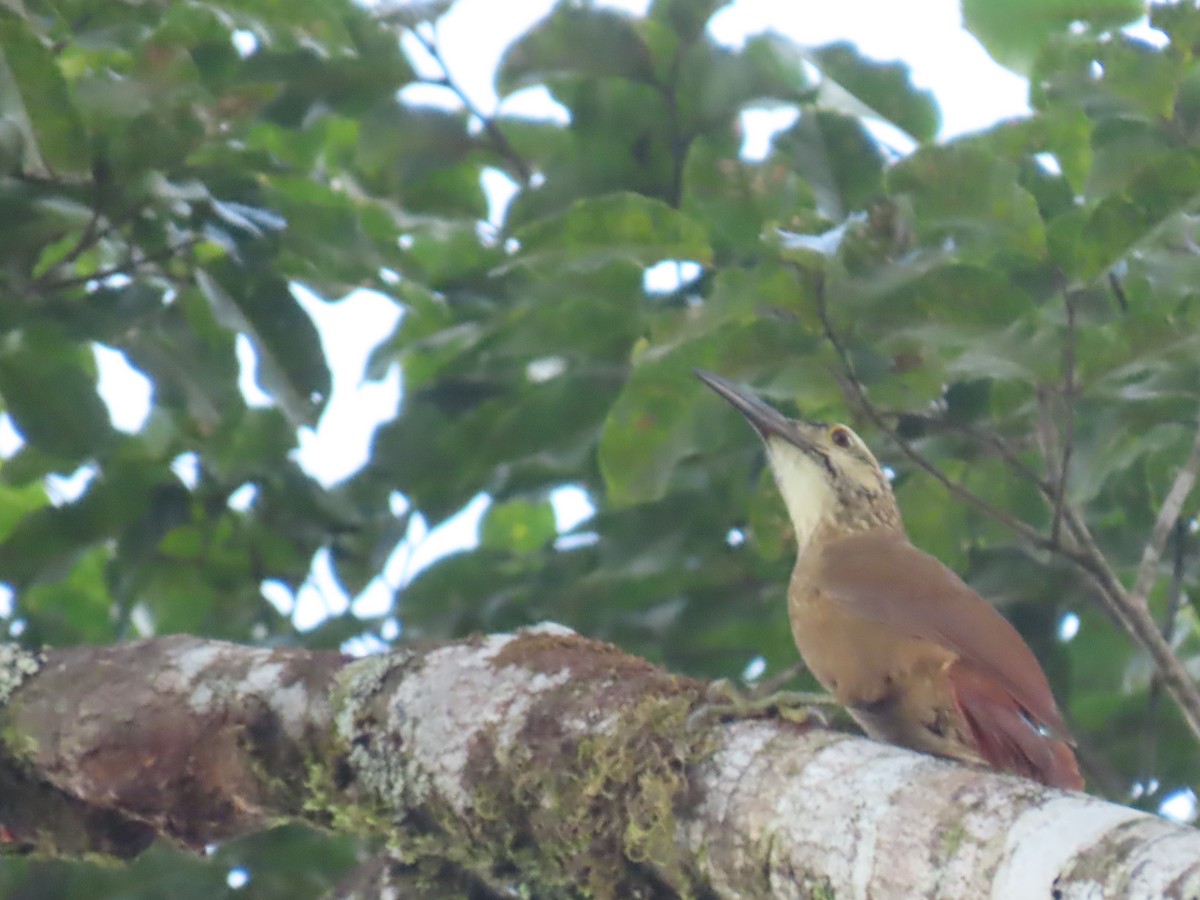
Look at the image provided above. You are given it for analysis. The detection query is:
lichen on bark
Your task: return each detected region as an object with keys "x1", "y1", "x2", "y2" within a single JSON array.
[
  {"x1": 320, "y1": 627, "x2": 717, "y2": 897},
  {"x1": 0, "y1": 644, "x2": 43, "y2": 709}
]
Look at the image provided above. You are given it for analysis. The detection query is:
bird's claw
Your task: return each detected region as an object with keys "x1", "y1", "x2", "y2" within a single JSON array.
[{"x1": 688, "y1": 678, "x2": 837, "y2": 730}]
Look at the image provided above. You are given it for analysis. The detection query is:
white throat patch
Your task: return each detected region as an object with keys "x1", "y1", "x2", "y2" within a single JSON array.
[{"x1": 766, "y1": 438, "x2": 833, "y2": 549}]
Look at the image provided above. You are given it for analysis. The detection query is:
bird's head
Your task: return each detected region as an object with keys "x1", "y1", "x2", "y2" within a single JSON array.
[{"x1": 696, "y1": 370, "x2": 902, "y2": 547}]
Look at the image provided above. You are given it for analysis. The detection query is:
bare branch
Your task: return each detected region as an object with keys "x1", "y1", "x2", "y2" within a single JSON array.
[{"x1": 1130, "y1": 420, "x2": 1200, "y2": 608}]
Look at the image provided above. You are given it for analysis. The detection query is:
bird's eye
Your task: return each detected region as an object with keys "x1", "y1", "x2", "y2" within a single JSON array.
[{"x1": 830, "y1": 426, "x2": 852, "y2": 448}]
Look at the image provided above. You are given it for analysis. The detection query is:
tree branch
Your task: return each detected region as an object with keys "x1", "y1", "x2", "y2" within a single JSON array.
[
  {"x1": 1050, "y1": 289, "x2": 1078, "y2": 544},
  {"x1": 0, "y1": 629, "x2": 1197, "y2": 897},
  {"x1": 1131, "y1": 419, "x2": 1200, "y2": 608},
  {"x1": 1044, "y1": 416, "x2": 1200, "y2": 743},
  {"x1": 1141, "y1": 521, "x2": 1187, "y2": 790},
  {"x1": 875, "y1": 410, "x2": 1052, "y2": 493},
  {"x1": 409, "y1": 27, "x2": 532, "y2": 185},
  {"x1": 31, "y1": 237, "x2": 201, "y2": 294},
  {"x1": 1055, "y1": 502, "x2": 1200, "y2": 745}
]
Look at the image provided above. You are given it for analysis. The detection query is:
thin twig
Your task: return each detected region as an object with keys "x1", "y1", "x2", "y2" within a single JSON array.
[
  {"x1": 27, "y1": 201, "x2": 150, "y2": 292},
  {"x1": 35, "y1": 238, "x2": 201, "y2": 293},
  {"x1": 1051, "y1": 291, "x2": 1078, "y2": 544},
  {"x1": 1108, "y1": 270, "x2": 1129, "y2": 313},
  {"x1": 1130, "y1": 421, "x2": 1200, "y2": 608},
  {"x1": 1140, "y1": 521, "x2": 1186, "y2": 791},
  {"x1": 44, "y1": 209, "x2": 102, "y2": 274},
  {"x1": 661, "y1": 46, "x2": 685, "y2": 208},
  {"x1": 813, "y1": 280, "x2": 1064, "y2": 555},
  {"x1": 876, "y1": 410, "x2": 1053, "y2": 493},
  {"x1": 1034, "y1": 385, "x2": 1060, "y2": 493},
  {"x1": 410, "y1": 28, "x2": 532, "y2": 185},
  {"x1": 1057, "y1": 486, "x2": 1200, "y2": 743}
]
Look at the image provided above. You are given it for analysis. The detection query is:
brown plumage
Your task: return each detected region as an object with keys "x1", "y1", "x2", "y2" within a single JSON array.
[{"x1": 697, "y1": 370, "x2": 1083, "y2": 790}]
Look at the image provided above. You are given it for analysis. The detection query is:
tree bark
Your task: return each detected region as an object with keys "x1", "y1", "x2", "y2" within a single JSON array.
[{"x1": 0, "y1": 626, "x2": 1195, "y2": 898}]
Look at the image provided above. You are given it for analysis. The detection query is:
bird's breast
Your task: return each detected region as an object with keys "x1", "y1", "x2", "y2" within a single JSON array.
[
  {"x1": 786, "y1": 582, "x2": 981, "y2": 761},
  {"x1": 786, "y1": 576, "x2": 952, "y2": 705}
]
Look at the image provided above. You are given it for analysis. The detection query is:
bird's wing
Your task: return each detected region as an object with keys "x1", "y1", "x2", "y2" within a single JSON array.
[
  {"x1": 818, "y1": 532, "x2": 1070, "y2": 742},
  {"x1": 946, "y1": 657, "x2": 1083, "y2": 789}
]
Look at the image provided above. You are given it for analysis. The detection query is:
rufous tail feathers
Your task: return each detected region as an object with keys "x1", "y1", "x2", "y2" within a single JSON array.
[{"x1": 948, "y1": 659, "x2": 1083, "y2": 791}]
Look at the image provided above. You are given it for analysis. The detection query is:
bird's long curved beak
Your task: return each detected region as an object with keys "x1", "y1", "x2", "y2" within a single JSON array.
[{"x1": 694, "y1": 370, "x2": 819, "y2": 454}]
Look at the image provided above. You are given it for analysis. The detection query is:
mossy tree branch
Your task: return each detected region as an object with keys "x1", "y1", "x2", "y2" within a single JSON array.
[{"x1": 0, "y1": 629, "x2": 1196, "y2": 898}]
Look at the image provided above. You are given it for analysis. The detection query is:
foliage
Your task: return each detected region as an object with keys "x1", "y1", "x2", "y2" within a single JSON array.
[{"x1": 0, "y1": 0, "x2": 1197, "y2": 894}]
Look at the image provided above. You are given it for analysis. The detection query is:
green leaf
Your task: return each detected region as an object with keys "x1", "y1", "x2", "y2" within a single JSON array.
[
  {"x1": 497, "y1": 6, "x2": 654, "y2": 95},
  {"x1": 774, "y1": 111, "x2": 884, "y2": 219},
  {"x1": 0, "y1": 329, "x2": 114, "y2": 463},
  {"x1": 600, "y1": 319, "x2": 821, "y2": 508},
  {"x1": 681, "y1": 136, "x2": 816, "y2": 262},
  {"x1": 264, "y1": 175, "x2": 390, "y2": 295},
  {"x1": 883, "y1": 262, "x2": 1036, "y2": 330},
  {"x1": 969, "y1": 110, "x2": 1093, "y2": 196},
  {"x1": 0, "y1": 479, "x2": 47, "y2": 541},
  {"x1": 0, "y1": 19, "x2": 90, "y2": 179},
  {"x1": 376, "y1": 373, "x2": 618, "y2": 521},
  {"x1": 1071, "y1": 421, "x2": 1188, "y2": 507},
  {"x1": 888, "y1": 144, "x2": 1046, "y2": 260},
  {"x1": 599, "y1": 355, "x2": 701, "y2": 508},
  {"x1": 398, "y1": 547, "x2": 516, "y2": 638},
  {"x1": 512, "y1": 192, "x2": 712, "y2": 273},
  {"x1": 808, "y1": 41, "x2": 940, "y2": 142},
  {"x1": 481, "y1": 497, "x2": 557, "y2": 553},
  {"x1": 748, "y1": 467, "x2": 790, "y2": 561},
  {"x1": 395, "y1": 221, "x2": 503, "y2": 290},
  {"x1": 0, "y1": 454, "x2": 159, "y2": 589},
  {"x1": 962, "y1": 0, "x2": 1143, "y2": 76},
  {"x1": 894, "y1": 465, "x2": 969, "y2": 571},
  {"x1": 1152, "y1": 3, "x2": 1200, "y2": 54},
  {"x1": 356, "y1": 104, "x2": 483, "y2": 217},
  {"x1": 674, "y1": 38, "x2": 811, "y2": 136},
  {"x1": 20, "y1": 546, "x2": 114, "y2": 644},
  {"x1": 195, "y1": 269, "x2": 330, "y2": 428},
  {"x1": 648, "y1": 0, "x2": 725, "y2": 46}
]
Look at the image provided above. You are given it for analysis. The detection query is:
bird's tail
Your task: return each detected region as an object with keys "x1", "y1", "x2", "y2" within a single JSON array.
[{"x1": 949, "y1": 659, "x2": 1084, "y2": 791}]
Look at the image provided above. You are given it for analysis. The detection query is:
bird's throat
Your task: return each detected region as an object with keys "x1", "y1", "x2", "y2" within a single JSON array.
[{"x1": 766, "y1": 439, "x2": 834, "y2": 550}]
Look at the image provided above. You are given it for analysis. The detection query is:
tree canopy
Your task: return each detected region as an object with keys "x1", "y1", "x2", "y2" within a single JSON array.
[{"x1": 0, "y1": 0, "x2": 1197, "y2": 895}]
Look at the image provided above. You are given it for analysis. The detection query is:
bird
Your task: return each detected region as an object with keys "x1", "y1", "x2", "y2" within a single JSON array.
[{"x1": 695, "y1": 370, "x2": 1083, "y2": 790}]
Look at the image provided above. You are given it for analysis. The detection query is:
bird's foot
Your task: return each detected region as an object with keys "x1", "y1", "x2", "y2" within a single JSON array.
[{"x1": 689, "y1": 678, "x2": 837, "y2": 729}]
